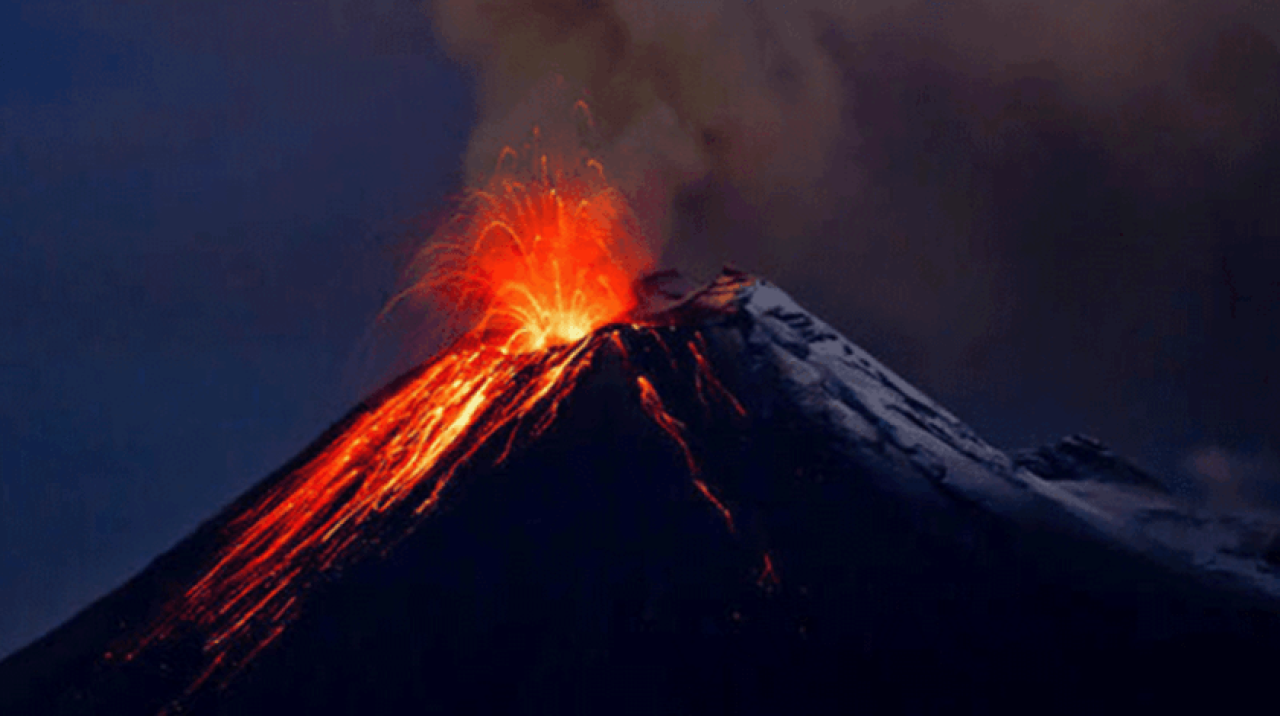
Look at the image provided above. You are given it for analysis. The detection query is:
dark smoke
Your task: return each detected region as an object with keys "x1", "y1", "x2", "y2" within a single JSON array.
[{"x1": 428, "y1": 0, "x2": 1280, "y2": 498}]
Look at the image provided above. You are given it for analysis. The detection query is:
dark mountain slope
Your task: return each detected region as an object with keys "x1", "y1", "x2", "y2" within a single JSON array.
[{"x1": 3, "y1": 273, "x2": 1278, "y2": 715}]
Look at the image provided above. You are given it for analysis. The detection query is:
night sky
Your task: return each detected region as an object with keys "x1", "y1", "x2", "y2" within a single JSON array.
[
  {"x1": 3, "y1": 1, "x2": 1278, "y2": 659},
  {"x1": 0, "y1": 1, "x2": 474, "y2": 657}
]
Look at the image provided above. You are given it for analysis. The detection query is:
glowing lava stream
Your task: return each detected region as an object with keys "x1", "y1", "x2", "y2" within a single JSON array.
[{"x1": 127, "y1": 142, "x2": 767, "y2": 692}]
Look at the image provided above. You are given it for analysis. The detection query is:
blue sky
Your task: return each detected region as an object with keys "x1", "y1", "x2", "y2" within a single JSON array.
[{"x1": 0, "y1": 0, "x2": 473, "y2": 657}]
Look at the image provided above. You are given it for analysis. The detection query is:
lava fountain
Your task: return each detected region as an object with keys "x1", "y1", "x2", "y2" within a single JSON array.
[
  {"x1": 417, "y1": 134, "x2": 650, "y2": 355},
  {"x1": 123, "y1": 132, "x2": 763, "y2": 694}
]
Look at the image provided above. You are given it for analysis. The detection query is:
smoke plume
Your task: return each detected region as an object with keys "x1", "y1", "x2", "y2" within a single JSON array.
[
  {"x1": 421, "y1": 0, "x2": 1280, "y2": 485},
  {"x1": 427, "y1": 0, "x2": 858, "y2": 252}
]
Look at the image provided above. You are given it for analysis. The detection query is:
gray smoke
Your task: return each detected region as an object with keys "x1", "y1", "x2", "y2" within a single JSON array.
[{"x1": 419, "y1": 0, "x2": 1280, "y2": 491}]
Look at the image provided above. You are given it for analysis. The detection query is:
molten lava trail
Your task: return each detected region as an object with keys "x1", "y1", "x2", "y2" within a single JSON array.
[
  {"x1": 132, "y1": 338, "x2": 602, "y2": 675},
  {"x1": 134, "y1": 327, "x2": 753, "y2": 691},
  {"x1": 126, "y1": 140, "x2": 765, "y2": 696}
]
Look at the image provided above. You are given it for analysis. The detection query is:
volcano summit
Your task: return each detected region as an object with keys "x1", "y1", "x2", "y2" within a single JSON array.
[{"x1": 3, "y1": 270, "x2": 1280, "y2": 715}]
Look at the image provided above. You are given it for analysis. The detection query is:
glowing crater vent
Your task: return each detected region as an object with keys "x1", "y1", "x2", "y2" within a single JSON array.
[{"x1": 422, "y1": 147, "x2": 651, "y2": 354}]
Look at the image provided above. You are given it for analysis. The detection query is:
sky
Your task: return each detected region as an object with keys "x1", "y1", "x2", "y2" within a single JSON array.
[
  {"x1": 2, "y1": 0, "x2": 1278, "y2": 659},
  {"x1": 0, "y1": 0, "x2": 474, "y2": 658}
]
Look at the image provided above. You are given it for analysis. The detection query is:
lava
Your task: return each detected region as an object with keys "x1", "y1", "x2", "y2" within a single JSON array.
[
  {"x1": 125, "y1": 135, "x2": 769, "y2": 696},
  {"x1": 417, "y1": 134, "x2": 648, "y2": 355},
  {"x1": 758, "y1": 552, "x2": 780, "y2": 590},
  {"x1": 689, "y1": 335, "x2": 747, "y2": 418},
  {"x1": 635, "y1": 374, "x2": 698, "y2": 475}
]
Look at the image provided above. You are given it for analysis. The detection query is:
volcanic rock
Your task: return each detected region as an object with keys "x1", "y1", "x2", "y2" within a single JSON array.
[{"x1": 3, "y1": 271, "x2": 1279, "y2": 715}]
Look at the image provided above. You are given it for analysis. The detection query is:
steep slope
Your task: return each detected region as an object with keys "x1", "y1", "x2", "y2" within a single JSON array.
[{"x1": 3, "y1": 271, "x2": 1278, "y2": 715}]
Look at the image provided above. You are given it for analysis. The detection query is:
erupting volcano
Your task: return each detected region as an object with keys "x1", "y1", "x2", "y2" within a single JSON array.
[
  {"x1": 4, "y1": 140, "x2": 1280, "y2": 715},
  {"x1": 122, "y1": 141, "x2": 761, "y2": 690}
]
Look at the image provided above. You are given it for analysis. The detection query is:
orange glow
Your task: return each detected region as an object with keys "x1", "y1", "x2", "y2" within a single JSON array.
[
  {"x1": 419, "y1": 140, "x2": 650, "y2": 355},
  {"x1": 127, "y1": 135, "x2": 774, "y2": 696},
  {"x1": 129, "y1": 140, "x2": 652, "y2": 686},
  {"x1": 689, "y1": 336, "x2": 746, "y2": 418},
  {"x1": 635, "y1": 373, "x2": 736, "y2": 533},
  {"x1": 758, "y1": 552, "x2": 779, "y2": 589},
  {"x1": 692, "y1": 478, "x2": 736, "y2": 534},
  {"x1": 635, "y1": 374, "x2": 697, "y2": 475},
  {"x1": 146, "y1": 342, "x2": 599, "y2": 658}
]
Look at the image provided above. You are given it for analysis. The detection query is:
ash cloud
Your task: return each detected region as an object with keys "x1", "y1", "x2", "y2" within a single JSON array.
[
  {"x1": 426, "y1": 0, "x2": 1280, "y2": 489},
  {"x1": 429, "y1": 0, "x2": 849, "y2": 247}
]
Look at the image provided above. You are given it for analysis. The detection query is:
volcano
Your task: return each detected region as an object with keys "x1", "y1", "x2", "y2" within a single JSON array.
[{"x1": 4, "y1": 270, "x2": 1280, "y2": 715}]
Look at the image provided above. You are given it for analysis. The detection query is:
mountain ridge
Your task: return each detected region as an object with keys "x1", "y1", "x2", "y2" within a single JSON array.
[{"x1": 4, "y1": 270, "x2": 1279, "y2": 715}]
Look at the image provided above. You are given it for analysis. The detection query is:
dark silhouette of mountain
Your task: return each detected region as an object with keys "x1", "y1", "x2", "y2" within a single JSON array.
[{"x1": 3, "y1": 271, "x2": 1279, "y2": 715}]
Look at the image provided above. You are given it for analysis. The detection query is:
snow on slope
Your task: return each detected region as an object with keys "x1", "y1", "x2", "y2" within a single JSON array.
[{"x1": 726, "y1": 277, "x2": 1280, "y2": 600}]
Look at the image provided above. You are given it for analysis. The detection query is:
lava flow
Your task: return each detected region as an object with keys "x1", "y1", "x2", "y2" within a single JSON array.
[{"x1": 122, "y1": 138, "x2": 766, "y2": 693}]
